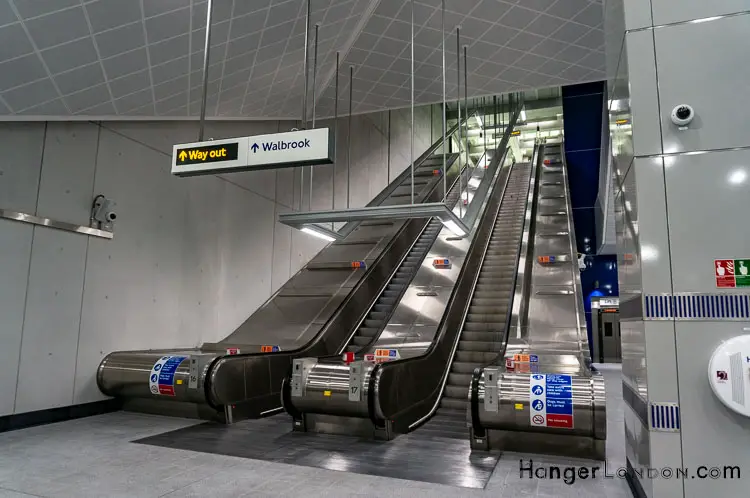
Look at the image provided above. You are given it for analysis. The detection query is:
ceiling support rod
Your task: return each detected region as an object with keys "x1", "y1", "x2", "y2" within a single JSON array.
[
  {"x1": 464, "y1": 44, "x2": 469, "y2": 171},
  {"x1": 410, "y1": 0, "x2": 415, "y2": 205},
  {"x1": 300, "y1": 0, "x2": 311, "y2": 211},
  {"x1": 456, "y1": 26, "x2": 462, "y2": 218},
  {"x1": 310, "y1": 23, "x2": 319, "y2": 210},
  {"x1": 198, "y1": 0, "x2": 214, "y2": 141},
  {"x1": 333, "y1": 51, "x2": 339, "y2": 214},
  {"x1": 441, "y1": 0, "x2": 446, "y2": 203},
  {"x1": 347, "y1": 65, "x2": 353, "y2": 209}
]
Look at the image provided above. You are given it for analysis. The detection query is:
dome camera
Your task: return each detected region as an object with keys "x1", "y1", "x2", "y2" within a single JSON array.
[{"x1": 670, "y1": 104, "x2": 694, "y2": 128}]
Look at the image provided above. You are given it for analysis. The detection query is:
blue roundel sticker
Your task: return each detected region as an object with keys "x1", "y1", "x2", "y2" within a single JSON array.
[
  {"x1": 153, "y1": 364, "x2": 162, "y2": 371},
  {"x1": 532, "y1": 374, "x2": 544, "y2": 380},
  {"x1": 532, "y1": 385, "x2": 544, "y2": 396},
  {"x1": 532, "y1": 399, "x2": 544, "y2": 411},
  {"x1": 151, "y1": 374, "x2": 158, "y2": 382}
]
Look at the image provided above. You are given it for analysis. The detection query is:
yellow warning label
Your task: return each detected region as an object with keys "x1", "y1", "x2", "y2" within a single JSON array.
[
  {"x1": 514, "y1": 403, "x2": 524, "y2": 410},
  {"x1": 176, "y1": 379, "x2": 183, "y2": 385},
  {"x1": 323, "y1": 390, "x2": 331, "y2": 397}
]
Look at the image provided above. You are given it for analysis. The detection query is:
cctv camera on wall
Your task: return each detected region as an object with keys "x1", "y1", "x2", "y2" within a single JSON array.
[
  {"x1": 670, "y1": 104, "x2": 694, "y2": 129},
  {"x1": 91, "y1": 195, "x2": 117, "y2": 230}
]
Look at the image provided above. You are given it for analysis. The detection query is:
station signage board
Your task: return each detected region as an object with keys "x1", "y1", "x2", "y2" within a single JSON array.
[{"x1": 171, "y1": 128, "x2": 333, "y2": 176}]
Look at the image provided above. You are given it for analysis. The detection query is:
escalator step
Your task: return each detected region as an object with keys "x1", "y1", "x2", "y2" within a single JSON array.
[
  {"x1": 352, "y1": 336, "x2": 371, "y2": 346},
  {"x1": 475, "y1": 284, "x2": 513, "y2": 292},
  {"x1": 451, "y1": 362, "x2": 483, "y2": 374},
  {"x1": 439, "y1": 397, "x2": 468, "y2": 410},
  {"x1": 448, "y1": 373, "x2": 472, "y2": 387},
  {"x1": 458, "y1": 340, "x2": 503, "y2": 352},
  {"x1": 444, "y1": 385, "x2": 470, "y2": 399},
  {"x1": 463, "y1": 322, "x2": 505, "y2": 331},
  {"x1": 455, "y1": 351, "x2": 498, "y2": 363},
  {"x1": 374, "y1": 304, "x2": 391, "y2": 313},
  {"x1": 369, "y1": 311, "x2": 387, "y2": 320},
  {"x1": 364, "y1": 319, "x2": 384, "y2": 328},
  {"x1": 358, "y1": 327, "x2": 379, "y2": 337},
  {"x1": 468, "y1": 305, "x2": 508, "y2": 315},
  {"x1": 466, "y1": 313, "x2": 507, "y2": 322},
  {"x1": 461, "y1": 331, "x2": 502, "y2": 342}
]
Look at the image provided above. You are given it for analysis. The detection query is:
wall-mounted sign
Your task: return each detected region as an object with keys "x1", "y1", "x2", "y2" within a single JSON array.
[
  {"x1": 714, "y1": 259, "x2": 750, "y2": 288},
  {"x1": 260, "y1": 345, "x2": 280, "y2": 353},
  {"x1": 172, "y1": 128, "x2": 333, "y2": 177}
]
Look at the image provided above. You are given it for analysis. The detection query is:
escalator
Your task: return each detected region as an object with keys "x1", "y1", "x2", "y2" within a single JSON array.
[
  {"x1": 417, "y1": 162, "x2": 532, "y2": 439},
  {"x1": 96, "y1": 126, "x2": 464, "y2": 422},
  {"x1": 283, "y1": 99, "x2": 527, "y2": 438},
  {"x1": 468, "y1": 141, "x2": 606, "y2": 460}
]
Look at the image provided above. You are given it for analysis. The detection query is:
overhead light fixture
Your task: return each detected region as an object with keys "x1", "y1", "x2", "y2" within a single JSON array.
[
  {"x1": 520, "y1": 108, "x2": 527, "y2": 122},
  {"x1": 301, "y1": 225, "x2": 338, "y2": 242}
]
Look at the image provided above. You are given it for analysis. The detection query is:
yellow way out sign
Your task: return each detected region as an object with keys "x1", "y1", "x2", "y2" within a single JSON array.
[
  {"x1": 171, "y1": 129, "x2": 332, "y2": 177},
  {"x1": 175, "y1": 142, "x2": 239, "y2": 165}
]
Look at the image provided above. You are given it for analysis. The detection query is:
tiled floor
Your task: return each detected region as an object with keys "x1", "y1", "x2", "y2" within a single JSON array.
[{"x1": 0, "y1": 365, "x2": 631, "y2": 498}]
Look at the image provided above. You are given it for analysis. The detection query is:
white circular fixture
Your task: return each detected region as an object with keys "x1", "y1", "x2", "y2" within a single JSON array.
[{"x1": 707, "y1": 335, "x2": 750, "y2": 417}]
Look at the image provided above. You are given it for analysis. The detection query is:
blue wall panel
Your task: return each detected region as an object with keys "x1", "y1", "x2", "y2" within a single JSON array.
[{"x1": 562, "y1": 81, "x2": 610, "y2": 352}]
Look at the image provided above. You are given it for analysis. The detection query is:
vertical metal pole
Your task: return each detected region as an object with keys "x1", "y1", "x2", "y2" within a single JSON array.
[
  {"x1": 347, "y1": 65, "x2": 353, "y2": 209},
  {"x1": 464, "y1": 45, "x2": 469, "y2": 169},
  {"x1": 483, "y1": 96, "x2": 486, "y2": 153},
  {"x1": 493, "y1": 94, "x2": 497, "y2": 149},
  {"x1": 410, "y1": 0, "x2": 415, "y2": 205},
  {"x1": 310, "y1": 23, "x2": 319, "y2": 211},
  {"x1": 301, "y1": 0, "x2": 311, "y2": 129},
  {"x1": 333, "y1": 52, "x2": 339, "y2": 211},
  {"x1": 198, "y1": 0, "x2": 214, "y2": 141},
  {"x1": 441, "y1": 0, "x2": 446, "y2": 202},
  {"x1": 312, "y1": 24, "x2": 319, "y2": 129},
  {"x1": 300, "y1": 0, "x2": 310, "y2": 211},
  {"x1": 456, "y1": 27, "x2": 462, "y2": 217}
]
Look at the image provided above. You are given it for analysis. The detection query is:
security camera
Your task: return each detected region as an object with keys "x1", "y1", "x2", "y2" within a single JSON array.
[
  {"x1": 670, "y1": 104, "x2": 694, "y2": 128},
  {"x1": 91, "y1": 195, "x2": 117, "y2": 228}
]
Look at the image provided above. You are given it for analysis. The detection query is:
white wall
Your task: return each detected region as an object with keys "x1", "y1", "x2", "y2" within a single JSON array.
[{"x1": 0, "y1": 104, "x2": 438, "y2": 415}]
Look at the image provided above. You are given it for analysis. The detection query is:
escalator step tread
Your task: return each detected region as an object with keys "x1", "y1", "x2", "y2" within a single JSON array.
[
  {"x1": 458, "y1": 340, "x2": 504, "y2": 352},
  {"x1": 352, "y1": 336, "x2": 371, "y2": 346},
  {"x1": 448, "y1": 373, "x2": 473, "y2": 386},
  {"x1": 440, "y1": 398, "x2": 468, "y2": 410},
  {"x1": 455, "y1": 351, "x2": 498, "y2": 362},
  {"x1": 358, "y1": 327, "x2": 379, "y2": 337}
]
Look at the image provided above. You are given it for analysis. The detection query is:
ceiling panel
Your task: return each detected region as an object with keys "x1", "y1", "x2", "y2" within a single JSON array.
[{"x1": 0, "y1": 0, "x2": 604, "y2": 118}]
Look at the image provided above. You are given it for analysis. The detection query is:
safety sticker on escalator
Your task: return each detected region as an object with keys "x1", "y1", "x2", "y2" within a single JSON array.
[
  {"x1": 149, "y1": 355, "x2": 188, "y2": 396},
  {"x1": 529, "y1": 373, "x2": 573, "y2": 429}
]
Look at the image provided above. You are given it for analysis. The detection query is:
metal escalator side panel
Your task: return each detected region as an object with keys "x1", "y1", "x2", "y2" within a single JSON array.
[
  {"x1": 207, "y1": 153, "x2": 466, "y2": 408},
  {"x1": 371, "y1": 161, "x2": 516, "y2": 428},
  {"x1": 97, "y1": 154, "x2": 457, "y2": 411}
]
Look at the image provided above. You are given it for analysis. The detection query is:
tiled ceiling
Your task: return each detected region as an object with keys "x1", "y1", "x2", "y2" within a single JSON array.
[{"x1": 0, "y1": 0, "x2": 604, "y2": 119}]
